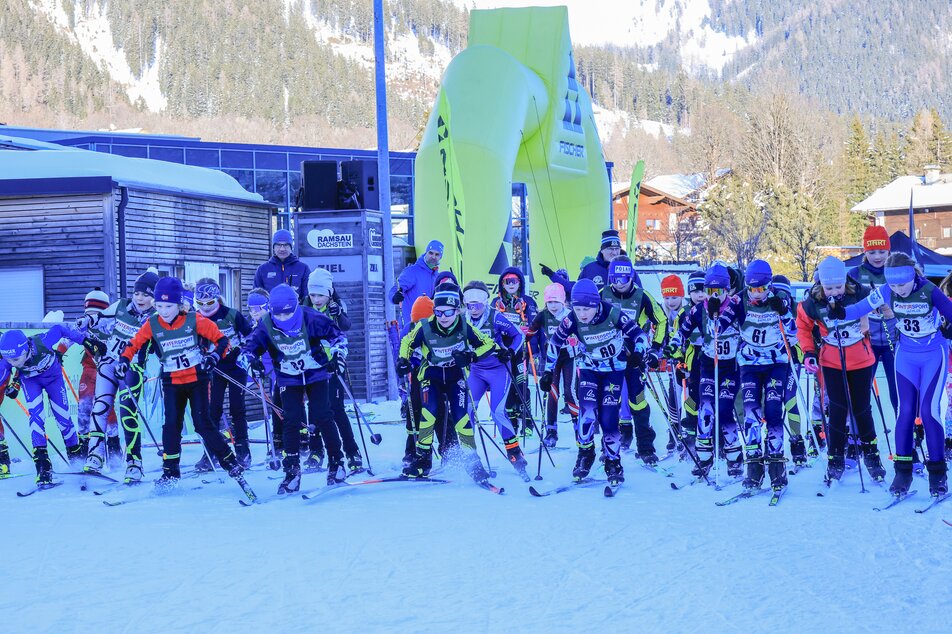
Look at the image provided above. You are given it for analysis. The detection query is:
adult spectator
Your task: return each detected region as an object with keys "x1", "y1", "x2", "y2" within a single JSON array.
[
  {"x1": 254, "y1": 229, "x2": 312, "y2": 302},
  {"x1": 579, "y1": 229, "x2": 623, "y2": 289},
  {"x1": 389, "y1": 239, "x2": 443, "y2": 324}
]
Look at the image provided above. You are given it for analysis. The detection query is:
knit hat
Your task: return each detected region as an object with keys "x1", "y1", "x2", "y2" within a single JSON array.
[
  {"x1": 433, "y1": 284, "x2": 462, "y2": 310},
  {"x1": 134, "y1": 271, "x2": 159, "y2": 297},
  {"x1": 704, "y1": 264, "x2": 730, "y2": 290},
  {"x1": 0, "y1": 330, "x2": 29, "y2": 358},
  {"x1": 434, "y1": 270, "x2": 458, "y2": 290},
  {"x1": 181, "y1": 289, "x2": 194, "y2": 306},
  {"x1": 195, "y1": 281, "x2": 221, "y2": 301},
  {"x1": 410, "y1": 296, "x2": 434, "y2": 322},
  {"x1": 154, "y1": 277, "x2": 183, "y2": 304},
  {"x1": 84, "y1": 288, "x2": 110, "y2": 314},
  {"x1": 425, "y1": 240, "x2": 444, "y2": 255},
  {"x1": 600, "y1": 230, "x2": 621, "y2": 249},
  {"x1": 543, "y1": 283, "x2": 566, "y2": 304},
  {"x1": 571, "y1": 279, "x2": 601, "y2": 308},
  {"x1": 863, "y1": 226, "x2": 890, "y2": 252},
  {"x1": 771, "y1": 275, "x2": 792, "y2": 296},
  {"x1": 269, "y1": 284, "x2": 299, "y2": 314},
  {"x1": 817, "y1": 256, "x2": 847, "y2": 286},
  {"x1": 745, "y1": 259, "x2": 773, "y2": 287},
  {"x1": 307, "y1": 268, "x2": 334, "y2": 296},
  {"x1": 660, "y1": 275, "x2": 684, "y2": 298},
  {"x1": 272, "y1": 229, "x2": 294, "y2": 246},
  {"x1": 687, "y1": 270, "x2": 706, "y2": 293},
  {"x1": 247, "y1": 290, "x2": 269, "y2": 310},
  {"x1": 608, "y1": 256, "x2": 634, "y2": 284}
]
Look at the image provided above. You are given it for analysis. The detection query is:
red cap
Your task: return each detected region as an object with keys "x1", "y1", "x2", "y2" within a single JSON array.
[
  {"x1": 410, "y1": 296, "x2": 434, "y2": 323},
  {"x1": 863, "y1": 225, "x2": 890, "y2": 252},
  {"x1": 660, "y1": 275, "x2": 684, "y2": 297}
]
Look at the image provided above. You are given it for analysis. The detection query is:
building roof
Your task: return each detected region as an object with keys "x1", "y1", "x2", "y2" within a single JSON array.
[
  {"x1": 611, "y1": 182, "x2": 691, "y2": 209},
  {"x1": 0, "y1": 145, "x2": 268, "y2": 206},
  {"x1": 851, "y1": 173, "x2": 952, "y2": 213},
  {"x1": 645, "y1": 168, "x2": 731, "y2": 200}
]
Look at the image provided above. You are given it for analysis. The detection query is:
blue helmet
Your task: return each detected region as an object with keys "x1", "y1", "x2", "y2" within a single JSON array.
[
  {"x1": 704, "y1": 263, "x2": 730, "y2": 290},
  {"x1": 0, "y1": 330, "x2": 29, "y2": 359},
  {"x1": 608, "y1": 256, "x2": 634, "y2": 285},
  {"x1": 745, "y1": 259, "x2": 773, "y2": 287}
]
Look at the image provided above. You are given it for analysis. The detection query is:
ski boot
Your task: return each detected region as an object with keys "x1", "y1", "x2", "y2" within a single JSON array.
[
  {"x1": 619, "y1": 420, "x2": 634, "y2": 451},
  {"x1": 805, "y1": 430, "x2": 820, "y2": 458},
  {"x1": 861, "y1": 440, "x2": 887, "y2": 482},
  {"x1": 743, "y1": 457, "x2": 764, "y2": 490},
  {"x1": 66, "y1": 442, "x2": 84, "y2": 468},
  {"x1": 78, "y1": 434, "x2": 89, "y2": 460},
  {"x1": 465, "y1": 454, "x2": 493, "y2": 484},
  {"x1": 0, "y1": 442, "x2": 10, "y2": 476},
  {"x1": 945, "y1": 436, "x2": 952, "y2": 461},
  {"x1": 33, "y1": 447, "x2": 53, "y2": 486},
  {"x1": 604, "y1": 457, "x2": 625, "y2": 486},
  {"x1": 278, "y1": 455, "x2": 301, "y2": 494},
  {"x1": 926, "y1": 460, "x2": 948, "y2": 497},
  {"x1": 641, "y1": 451, "x2": 659, "y2": 467},
  {"x1": 106, "y1": 435, "x2": 123, "y2": 469},
  {"x1": 193, "y1": 453, "x2": 219, "y2": 473},
  {"x1": 543, "y1": 426, "x2": 558, "y2": 449},
  {"x1": 767, "y1": 454, "x2": 787, "y2": 491},
  {"x1": 504, "y1": 440, "x2": 528, "y2": 478},
  {"x1": 84, "y1": 434, "x2": 106, "y2": 473},
  {"x1": 124, "y1": 457, "x2": 144, "y2": 484},
  {"x1": 812, "y1": 423, "x2": 827, "y2": 450},
  {"x1": 726, "y1": 455, "x2": 743, "y2": 478},
  {"x1": 845, "y1": 441, "x2": 859, "y2": 466},
  {"x1": 401, "y1": 448, "x2": 432, "y2": 479},
  {"x1": 155, "y1": 460, "x2": 181, "y2": 492},
  {"x1": 666, "y1": 427, "x2": 678, "y2": 453},
  {"x1": 692, "y1": 439, "x2": 713, "y2": 478},
  {"x1": 346, "y1": 452, "x2": 364, "y2": 475},
  {"x1": 789, "y1": 435, "x2": 807, "y2": 466},
  {"x1": 888, "y1": 459, "x2": 914, "y2": 495},
  {"x1": 234, "y1": 440, "x2": 252, "y2": 469},
  {"x1": 303, "y1": 449, "x2": 325, "y2": 473},
  {"x1": 912, "y1": 451, "x2": 924, "y2": 475},
  {"x1": 326, "y1": 457, "x2": 347, "y2": 485},
  {"x1": 825, "y1": 455, "x2": 845, "y2": 484},
  {"x1": 402, "y1": 433, "x2": 417, "y2": 469},
  {"x1": 572, "y1": 446, "x2": 596, "y2": 481}
]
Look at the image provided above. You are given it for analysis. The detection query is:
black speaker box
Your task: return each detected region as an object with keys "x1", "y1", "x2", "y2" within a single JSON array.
[
  {"x1": 301, "y1": 160, "x2": 339, "y2": 210},
  {"x1": 341, "y1": 159, "x2": 379, "y2": 210}
]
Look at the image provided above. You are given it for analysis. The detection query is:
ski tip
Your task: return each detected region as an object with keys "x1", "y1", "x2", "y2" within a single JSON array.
[{"x1": 603, "y1": 485, "x2": 615, "y2": 497}]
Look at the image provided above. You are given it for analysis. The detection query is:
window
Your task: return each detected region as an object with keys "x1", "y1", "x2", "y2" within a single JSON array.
[
  {"x1": 944, "y1": 227, "x2": 951, "y2": 239},
  {"x1": 0, "y1": 266, "x2": 44, "y2": 321}
]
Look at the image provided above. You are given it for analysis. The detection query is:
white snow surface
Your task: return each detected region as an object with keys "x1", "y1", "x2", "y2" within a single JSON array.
[
  {"x1": 3, "y1": 380, "x2": 949, "y2": 632},
  {"x1": 30, "y1": 0, "x2": 168, "y2": 112}
]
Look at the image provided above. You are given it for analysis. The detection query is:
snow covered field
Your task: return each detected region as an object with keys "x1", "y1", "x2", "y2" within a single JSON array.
[{"x1": 3, "y1": 390, "x2": 950, "y2": 632}]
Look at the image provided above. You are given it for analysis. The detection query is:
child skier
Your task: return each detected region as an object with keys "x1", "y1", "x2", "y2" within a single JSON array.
[
  {"x1": 194, "y1": 278, "x2": 254, "y2": 469},
  {"x1": 830, "y1": 252, "x2": 952, "y2": 498},
  {"x1": 540, "y1": 279, "x2": 650, "y2": 487},
  {"x1": 240, "y1": 284, "x2": 348, "y2": 493},
  {"x1": 671, "y1": 264, "x2": 743, "y2": 480},
  {"x1": 0, "y1": 325, "x2": 88, "y2": 484},
  {"x1": 600, "y1": 256, "x2": 666, "y2": 463},
  {"x1": 658, "y1": 274, "x2": 687, "y2": 453},
  {"x1": 526, "y1": 282, "x2": 578, "y2": 448},
  {"x1": 797, "y1": 256, "x2": 885, "y2": 486},
  {"x1": 67, "y1": 288, "x2": 115, "y2": 461},
  {"x1": 463, "y1": 280, "x2": 529, "y2": 478},
  {"x1": 491, "y1": 268, "x2": 538, "y2": 437},
  {"x1": 397, "y1": 284, "x2": 498, "y2": 485},
  {"x1": 80, "y1": 271, "x2": 158, "y2": 482},
  {"x1": 665, "y1": 270, "x2": 707, "y2": 458},
  {"x1": 119, "y1": 277, "x2": 253, "y2": 497}
]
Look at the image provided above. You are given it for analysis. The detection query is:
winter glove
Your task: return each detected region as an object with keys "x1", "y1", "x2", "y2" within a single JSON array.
[
  {"x1": 115, "y1": 358, "x2": 130, "y2": 381},
  {"x1": 326, "y1": 300, "x2": 342, "y2": 318},
  {"x1": 452, "y1": 349, "x2": 477, "y2": 369},
  {"x1": 4, "y1": 377, "x2": 20, "y2": 400},
  {"x1": 675, "y1": 366, "x2": 687, "y2": 384},
  {"x1": 706, "y1": 296, "x2": 721, "y2": 319},
  {"x1": 396, "y1": 358, "x2": 412, "y2": 377},
  {"x1": 803, "y1": 353, "x2": 819, "y2": 375},
  {"x1": 540, "y1": 263, "x2": 555, "y2": 278},
  {"x1": 200, "y1": 352, "x2": 220, "y2": 373},
  {"x1": 237, "y1": 352, "x2": 253, "y2": 374},
  {"x1": 82, "y1": 337, "x2": 107, "y2": 359},
  {"x1": 392, "y1": 288, "x2": 404, "y2": 304},
  {"x1": 826, "y1": 300, "x2": 846, "y2": 321},
  {"x1": 495, "y1": 347, "x2": 513, "y2": 363},
  {"x1": 629, "y1": 349, "x2": 644, "y2": 368},
  {"x1": 539, "y1": 371, "x2": 553, "y2": 393},
  {"x1": 664, "y1": 342, "x2": 683, "y2": 361},
  {"x1": 327, "y1": 352, "x2": 346, "y2": 375},
  {"x1": 75, "y1": 313, "x2": 98, "y2": 331},
  {"x1": 645, "y1": 348, "x2": 661, "y2": 370},
  {"x1": 766, "y1": 295, "x2": 788, "y2": 316}
]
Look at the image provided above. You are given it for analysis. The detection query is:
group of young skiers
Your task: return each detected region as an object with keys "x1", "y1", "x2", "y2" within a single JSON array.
[{"x1": 1, "y1": 225, "x2": 951, "y2": 507}]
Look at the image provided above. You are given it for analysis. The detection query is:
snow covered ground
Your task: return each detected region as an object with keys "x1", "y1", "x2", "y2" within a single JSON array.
[{"x1": 3, "y1": 381, "x2": 950, "y2": 632}]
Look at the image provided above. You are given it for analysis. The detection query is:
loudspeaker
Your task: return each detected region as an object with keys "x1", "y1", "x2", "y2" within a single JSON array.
[
  {"x1": 341, "y1": 159, "x2": 379, "y2": 210},
  {"x1": 301, "y1": 160, "x2": 339, "y2": 210}
]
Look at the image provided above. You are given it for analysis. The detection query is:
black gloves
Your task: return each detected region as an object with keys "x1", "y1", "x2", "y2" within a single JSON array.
[
  {"x1": 452, "y1": 350, "x2": 477, "y2": 368},
  {"x1": 766, "y1": 295, "x2": 788, "y2": 315},
  {"x1": 4, "y1": 377, "x2": 20, "y2": 400},
  {"x1": 540, "y1": 264, "x2": 555, "y2": 278},
  {"x1": 645, "y1": 349, "x2": 660, "y2": 369},
  {"x1": 392, "y1": 288, "x2": 404, "y2": 304},
  {"x1": 327, "y1": 301, "x2": 342, "y2": 317},
  {"x1": 82, "y1": 337, "x2": 107, "y2": 359},
  {"x1": 200, "y1": 352, "x2": 220, "y2": 372},
  {"x1": 396, "y1": 358, "x2": 412, "y2": 377},
  {"x1": 495, "y1": 347, "x2": 513, "y2": 363},
  {"x1": 327, "y1": 352, "x2": 346, "y2": 375},
  {"x1": 629, "y1": 350, "x2": 644, "y2": 367},
  {"x1": 707, "y1": 296, "x2": 721, "y2": 318},
  {"x1": 539, "y1": 371, "x2": 553, "y2": 393},
  {"x1": 827, "y1": 300, "x2": 846, "y2": 321}
]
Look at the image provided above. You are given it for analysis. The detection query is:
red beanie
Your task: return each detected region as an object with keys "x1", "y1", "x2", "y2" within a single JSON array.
[
  {"x1": 660, "y1": 275, "x2": 684, "y2": 298},
  {"x1": 410, "y1": 296, "x2": 434, "y2": 323},
  {"x1": 863, "y1": 226, "x2": 890, "y2": 252}
]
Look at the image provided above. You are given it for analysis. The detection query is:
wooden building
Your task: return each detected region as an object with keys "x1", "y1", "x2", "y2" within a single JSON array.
[
  {"x1": 0, "y1": 147, "x2": 274, "y2": 322},
  {"x1": 611, "y1": 182, "x2": 698, "y2": 261}
]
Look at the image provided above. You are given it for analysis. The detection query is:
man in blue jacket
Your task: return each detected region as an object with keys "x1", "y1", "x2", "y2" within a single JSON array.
[
  {"x1": 254, "y1": 229, "x2": 312, "y2": 302},
  {"x1": 579, "y1": 229, "x2": 623, "y2": 289},
  {"x1": 389, "y1": 240, "x2": 443, "y2": 325}
]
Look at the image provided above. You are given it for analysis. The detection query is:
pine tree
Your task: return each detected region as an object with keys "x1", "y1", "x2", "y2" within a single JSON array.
[{"x1": 843, "y1": 116, "x2": 873, "y2": 207}]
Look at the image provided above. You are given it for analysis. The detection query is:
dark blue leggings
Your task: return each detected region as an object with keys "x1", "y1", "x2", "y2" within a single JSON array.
[{"x1": 894, "y1": 339, "x2": 948, "y2": 462}]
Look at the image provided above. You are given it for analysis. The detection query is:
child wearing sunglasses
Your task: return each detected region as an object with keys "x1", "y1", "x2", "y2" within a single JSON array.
[{"x1": 491, "y1": 268, "x2": 538, "y2": 438}]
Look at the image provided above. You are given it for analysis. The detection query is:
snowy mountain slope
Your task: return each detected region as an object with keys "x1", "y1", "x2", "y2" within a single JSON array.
[{"x1": 2, "y1": 384, "x2": 950, "y2": 632}]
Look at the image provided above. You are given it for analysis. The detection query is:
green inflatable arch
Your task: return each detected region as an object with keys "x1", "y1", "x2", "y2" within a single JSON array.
[{"x1": 413, "y1": 6, "x2": 610, "y2": 297}]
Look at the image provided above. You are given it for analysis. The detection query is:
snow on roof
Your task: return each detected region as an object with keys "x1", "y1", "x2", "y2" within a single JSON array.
[
  {"x1": 646, "y1": 173, "x2": 706, "y2": 199},
  {"x1": 0, "y1": 134, "x2": 82, "y2": 151},
  {"x1": 851, "y1": 174, "x2": 952, "y2": 213},
  {"x1": 0, "y1": 147, "x2": 266, "y2": 205}
]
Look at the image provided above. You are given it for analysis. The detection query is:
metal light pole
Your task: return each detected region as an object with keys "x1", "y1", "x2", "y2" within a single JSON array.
[{"x1": 374, "y1": 0, "x2": 398, "y2": 400}]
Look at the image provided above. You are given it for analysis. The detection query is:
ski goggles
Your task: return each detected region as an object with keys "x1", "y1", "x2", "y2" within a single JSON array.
[
  {"x1": 705, "y1": 287, "x2": 726, "y2": 297},
  {"x1": 747, "y1": 285, "x2": 768, "y2": 293},
  {"x1": 434, "y1": 308, "x2": 458, "y2": 318},
  {"x1": 465, "y1": 302, "x2": 486, "y2": 311},
  {"x1": 501, "y1": 275, "x2": 520, "y2": 285},
  {"x1": 194, "y1": 298, "x2": 218, "y2": 308},
  {"x1": 609, "y1": 275, "x2": 632, "y2": 285}
]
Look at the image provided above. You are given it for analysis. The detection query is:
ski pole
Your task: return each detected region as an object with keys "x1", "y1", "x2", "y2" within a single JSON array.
[
  {"x1": 60, "y1": 367, "x2": 80, "y2": 404},
  {"x1": 9, "y1": 397, "x2": 70, "y2": 466},
  {"x1": 712, "y1": 320, "x2": 721, "y2": 487},
  {"x1": 460, "y1": 369, "x2": 507, "y2": 477},
  {"x1": 870, "y1": 378, "x2": 894, "y2": 459},
  {"x1": 503, "y1": 362, "x2": 556, "y2": 471},
  {"x1": 0, "y1": 412, "x2": 33, "y2": 459},
  {"x1": 776, "y1": 317, "x2": 820, "y2": 454},
  {"x1": 341, "y1": 371, "x2": 382, "y2": 445},
  {"x1": 337, "y1": 375, "x2": 375, "y2": 477},
  {"x1": 124, "y1": 366, "x2": 163, "y2": 456},
  {"x1": 212, "y1": 367, "x2": 284, "y2": 416},
  {"x1": 830, "y1": 307, "x2": 868, "y2": 493},
  {"x1": 647, "y1": 369, "x2": 683, "y2": 452},
  {"x1": 253, "y1": 376, "x2": 281, "y2": 470}
]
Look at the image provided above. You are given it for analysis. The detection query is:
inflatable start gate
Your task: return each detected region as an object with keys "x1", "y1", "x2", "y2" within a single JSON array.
[{"x1": 413, "y1": 6, "x2": 610, "y2": 297}]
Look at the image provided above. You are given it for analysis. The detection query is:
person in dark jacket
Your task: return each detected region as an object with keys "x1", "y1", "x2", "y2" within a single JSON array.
[
  {"x1": 579, "y1": 230, "x2": 623, "y2": 289},
  {"x1": 492, "y1": 266, "x2": 538, "y2": 437},
  {"x1": 389, "y1": 240, "x2": 443, "y2": 325},
  {"x1": 254, "y1": 229, "x2": 312, "y2": 302}
]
